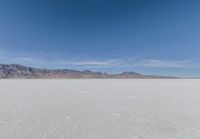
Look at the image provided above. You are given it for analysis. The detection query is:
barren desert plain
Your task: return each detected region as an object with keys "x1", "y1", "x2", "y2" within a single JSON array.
[{"x1": 0, "y1": 79, "x2": 200, "y2": 139}]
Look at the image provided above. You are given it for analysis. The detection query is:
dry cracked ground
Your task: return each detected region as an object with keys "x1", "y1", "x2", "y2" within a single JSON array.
[{"x1": 0, "y1": 79, "x2": 200, "y2": 139}]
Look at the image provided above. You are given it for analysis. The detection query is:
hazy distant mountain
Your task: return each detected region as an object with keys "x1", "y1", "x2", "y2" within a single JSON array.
[{"x1": 0, "y1": 64, "x2": 177, "y2": 79}]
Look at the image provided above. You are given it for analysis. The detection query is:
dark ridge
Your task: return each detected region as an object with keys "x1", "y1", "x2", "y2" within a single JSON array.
[{"x1": 0, "y1": 64, "x2": 178, "y2": 79}]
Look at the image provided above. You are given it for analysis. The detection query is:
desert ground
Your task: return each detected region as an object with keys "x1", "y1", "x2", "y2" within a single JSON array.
[{"x1": 0, "y1": 79, "x2": 200, "y2": 139}]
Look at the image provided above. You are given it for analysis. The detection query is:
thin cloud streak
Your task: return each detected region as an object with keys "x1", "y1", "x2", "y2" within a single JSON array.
[
  {"x1": 71, "y1": 60, "x2": 121, "y2": 67},
  {"x1": 135, "y1": 59, "x2": 191, "y2": 68},
  {"x1": 0, "y1": 51, "x2": 198, "y2": 69}
]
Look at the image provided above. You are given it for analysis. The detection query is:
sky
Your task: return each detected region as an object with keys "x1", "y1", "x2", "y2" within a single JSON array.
[{"x1": 0, "y1": 0, "x2": 200, "y2": 77}]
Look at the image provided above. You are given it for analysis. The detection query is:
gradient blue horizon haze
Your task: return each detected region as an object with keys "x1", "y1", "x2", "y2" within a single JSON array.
[{"x1": 0, "y1": 0, "x2": 200, "y2": 77}]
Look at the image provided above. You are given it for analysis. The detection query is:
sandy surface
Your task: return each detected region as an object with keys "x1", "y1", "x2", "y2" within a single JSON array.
[{"x1": 0, "y1": 79, "x2": 200, "y2": 139}]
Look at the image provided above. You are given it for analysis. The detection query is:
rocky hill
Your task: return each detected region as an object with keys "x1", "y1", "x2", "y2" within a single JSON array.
[{"x1": 0, "y1": 64, "x2": 177, "y2": 79}]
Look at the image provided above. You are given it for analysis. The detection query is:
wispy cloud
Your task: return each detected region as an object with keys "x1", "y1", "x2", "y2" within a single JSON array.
[
  {"x1": 70, "y1": 59, "x2": 121, "y2": 67},
  {"x1": 135, "y1": 59, "x2": 191, "y2": 68},
  {"x1": 0, "y1": 50, "x2": 198, "y2": 70},
  {"x1": 0, "y1": 51, "x2": 122, "y2": 69}
]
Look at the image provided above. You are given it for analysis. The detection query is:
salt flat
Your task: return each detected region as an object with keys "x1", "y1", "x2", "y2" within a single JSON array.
[{"x1": 0, "y1": 79, "x2": 200, "y2": 139}]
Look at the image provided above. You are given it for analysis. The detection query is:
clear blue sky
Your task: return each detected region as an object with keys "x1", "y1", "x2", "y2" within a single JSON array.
[{"x1": 0, "y1": 0, "x2": 200, "y2": 77}]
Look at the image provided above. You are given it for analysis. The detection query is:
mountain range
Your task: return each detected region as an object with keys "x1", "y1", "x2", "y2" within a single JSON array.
[{"x1": 0, "y1": 64, "x2": 177, "y2": 79}]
